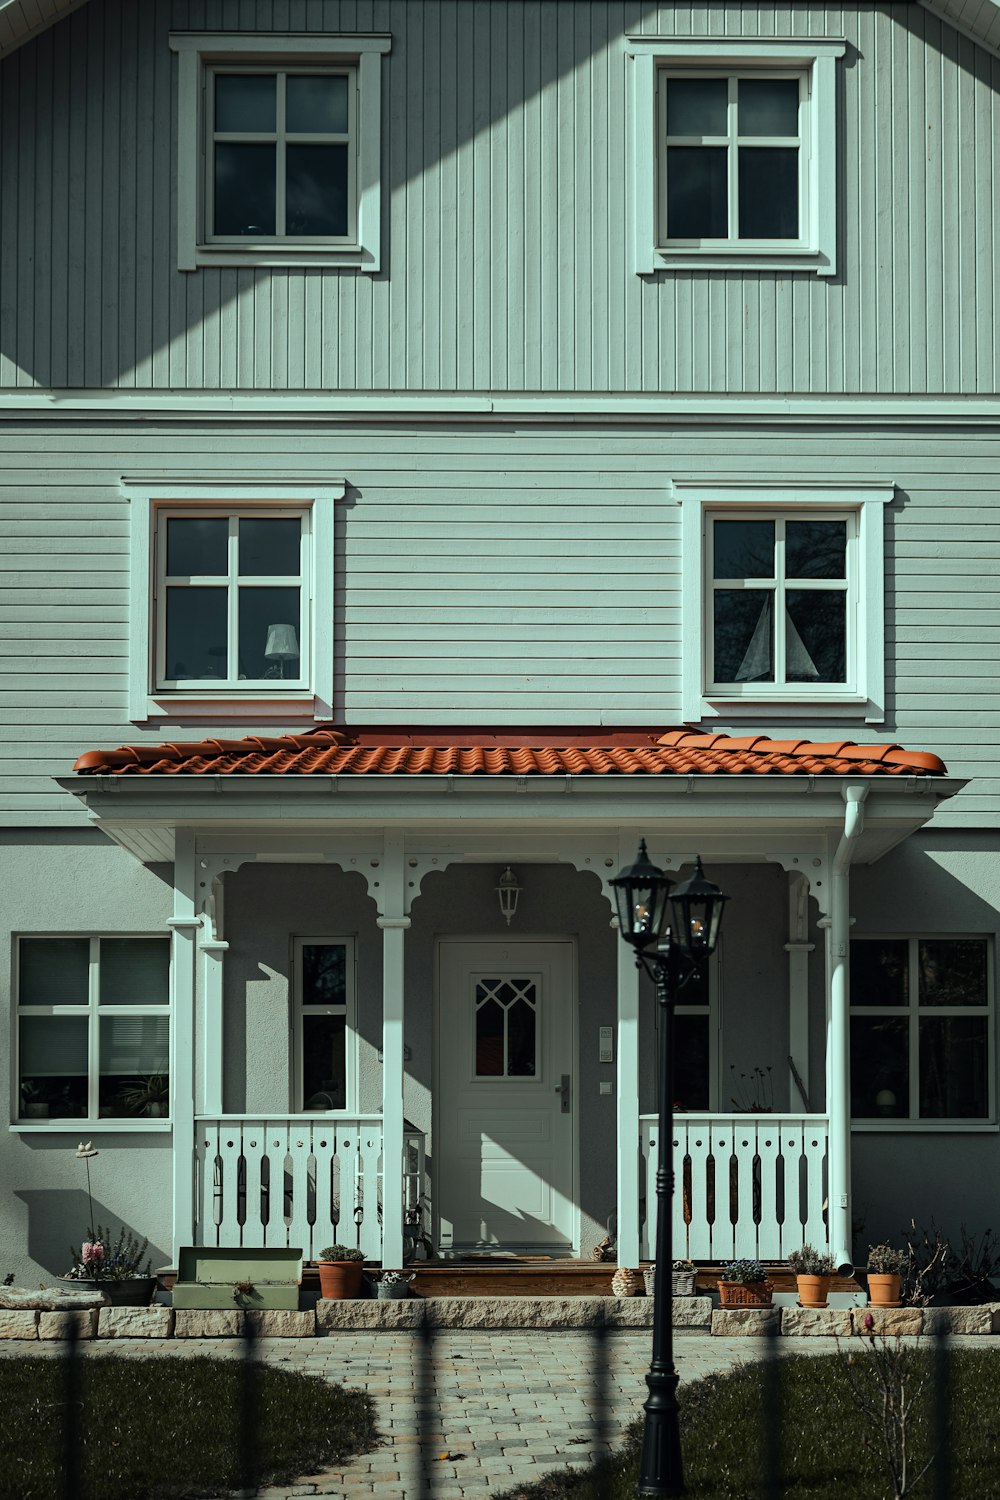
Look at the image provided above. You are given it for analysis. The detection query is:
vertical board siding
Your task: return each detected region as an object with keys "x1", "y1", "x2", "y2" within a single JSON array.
[
  {"x1": 0, "y1": 0, "x2": 998, "y2": 393},
  {"x1": 0, "y1": 423, "x2": 998, "y2": 822}
]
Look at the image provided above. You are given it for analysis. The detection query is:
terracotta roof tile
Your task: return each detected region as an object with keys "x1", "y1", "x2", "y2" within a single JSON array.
[{"x1": 71, "y1": 726, "x2": 948, "y2": 779}]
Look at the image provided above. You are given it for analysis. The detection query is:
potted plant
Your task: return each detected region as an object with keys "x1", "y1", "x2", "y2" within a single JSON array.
[
  {"x1": 644, "y1": 1259, "x2": 697, "y2": 1297},
  {"x1": 317, "y1": 1245, "x2": 365, "y2": 1299},
  {"x1": 115, "y1": 1071, "x2": 169, "y2": 1118},
  {"x1": 867, "y1": 1243, "x2": 905, "y2": 1307},
  {"x1": 788, "y1": 1244, "x2": 835, "y2": 1308},
  {"x1": 375, "y1": 1270, "x2": 414, "y2": 1301},
  {"x1": 718, "y1": 1258, "x2": 773, "y2": 1307},
  {"x1": 65, "y1": 1223, "x2": 155, "y2": 1305}
]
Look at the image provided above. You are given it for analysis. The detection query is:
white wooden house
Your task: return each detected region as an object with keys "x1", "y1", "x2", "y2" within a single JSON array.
[{"x1": 1, "y1": 0, "x2": 999, "y2": 1284}]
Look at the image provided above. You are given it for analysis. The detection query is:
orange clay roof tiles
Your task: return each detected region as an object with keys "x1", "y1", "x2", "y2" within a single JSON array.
[{"x1": 72, "y1": 727, "x2": 948, "y2": 779}]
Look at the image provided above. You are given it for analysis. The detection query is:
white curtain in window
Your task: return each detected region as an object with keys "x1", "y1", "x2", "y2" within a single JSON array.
[{"x1": 735, "y1": 597, "x2": 820, "y2": 682}]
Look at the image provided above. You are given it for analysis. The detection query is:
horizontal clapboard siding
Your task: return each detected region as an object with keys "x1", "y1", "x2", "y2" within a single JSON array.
[
  {"x1": 0, "y1": 0, "x2": 998, "y2": 394},
  {"x1": 0, "y1": 420, "x2": 998, "y2": 825}
]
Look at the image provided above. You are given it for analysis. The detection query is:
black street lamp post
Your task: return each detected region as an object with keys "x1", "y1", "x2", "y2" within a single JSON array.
[{"x1": 611, "y1": 842, "x2": 728, "y2": 1498}]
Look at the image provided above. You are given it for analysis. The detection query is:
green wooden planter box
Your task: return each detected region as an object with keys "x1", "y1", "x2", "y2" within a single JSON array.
[{"x1": 172, "y1": 1247, "x2": 303, "y2": 1311}]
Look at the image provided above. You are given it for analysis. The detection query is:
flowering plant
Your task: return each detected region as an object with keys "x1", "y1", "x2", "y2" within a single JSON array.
[
  {"x1": 376, "y1": 1270, "x2": 415, "y2": 1285},
  {"x1": 720, "y1": 1258, "x2": 768, "y2": 1285},
  {"x1": 65, "y1": 1223, "x2": 151, "y2": 1282}
]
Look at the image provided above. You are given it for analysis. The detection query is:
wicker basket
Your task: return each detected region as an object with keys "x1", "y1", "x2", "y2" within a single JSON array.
[
  {"x1": 642, "y1": 1268, "x2": 697, "y2": 1298},
  {"x1": 718, "y1": 1280, "x2": 773, "y2": 1308}
]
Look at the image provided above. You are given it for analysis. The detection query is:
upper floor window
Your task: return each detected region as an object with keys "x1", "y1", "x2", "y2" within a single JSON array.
[
  {"x1": 677, "y1": 482, "x2": 893, "y2": 723},
  {"x1": 627, "y1": 37, "x2": 845, "y2": 276},
  {"x1": 850, "y1": 937, "x2": 994, "y2": 1126},
  {"x1": 124, "y1": 478, "x2": 343, "y2": 723},
  {"x1": 170, "y1": 33, "x2": 390, "y2": 272}
]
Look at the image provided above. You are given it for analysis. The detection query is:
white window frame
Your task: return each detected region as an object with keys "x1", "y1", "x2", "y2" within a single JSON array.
[
  {"x1": 169, "y1": 33, "x2": 390, "y2": 272},
  {"x1": 123, "y1": 477, "x2": 344, "y2": 723},
  {"x1": 13, "y1": 934, "x2": 172, "y2": 1133},
  {"x1": 850, "y1": 935, "x2": 996, "y2": 1132},
  {"x1": 676, "y1": 481, "x2": 892, "y2": 723},
  {"x1": 626, "y1": 37, "x2": 846, "y2": 276},
  {"x1": 292, "y1": 936, "x2": 357, "y2": 1114}
]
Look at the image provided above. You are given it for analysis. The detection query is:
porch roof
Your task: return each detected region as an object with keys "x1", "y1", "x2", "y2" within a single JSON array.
[{"x1": 72, "y1": 725, "x2": 948, "y2": 779}]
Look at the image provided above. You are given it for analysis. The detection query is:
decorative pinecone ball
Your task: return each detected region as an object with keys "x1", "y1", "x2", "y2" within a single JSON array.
[{"x1": 611, "y1": 1267, "x2": 641, "y2": 1298}]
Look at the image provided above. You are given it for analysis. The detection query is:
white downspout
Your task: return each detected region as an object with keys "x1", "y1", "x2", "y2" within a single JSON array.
[{"x1": 827, "y1": 783, "x2": 868, "y2": 1273}]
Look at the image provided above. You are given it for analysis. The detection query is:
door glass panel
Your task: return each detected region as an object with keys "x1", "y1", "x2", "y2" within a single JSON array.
[
  {"x1": 507, "y1": 997, "x2": 537, "y2": 1077},
  {"x1": 165, "y1": 587, "x2": 228, "y2": 680},
  {"x1": 19, "y1": 938, "x2": 89, "y2": 1005},
  {"x1": 475, "y1": 993, "x2": 504, "y2": 1076},
  {"x1": 673, "y1": 1014, "x2": 710, "y2": 1111},
  {"x1": 166, "y1": 517, "x2": 228, "y2": 577},
  {"x1": 302, "y1": 945, "x2": 347, "y2": 1006},
  {"x1": 666, "y1": 77, "x2": 728, "y2": 136},
  {"x1": 302, "y1": 1014, "x2": 346, "y2": 1109}
]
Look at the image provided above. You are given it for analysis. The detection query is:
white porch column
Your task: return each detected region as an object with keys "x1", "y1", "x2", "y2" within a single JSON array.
[
  {"x1": 198, "y1": 870, "x2": 227, "y2": 1117},
  {"x1": 378, "y1": 831, "x2": 409, "y2": 1268},
  {"x1": 827, "y1": 785, "x2": 869, "y2": 1271},
  {"x1": 168, "y1": 829, "x2": 201, "y2": 1260},
  {"x1": 615, "y1": 830, "x2": 642, "y2": 1266},
  {"x1": 785, "y1": 870, "x2": 814, "y2": 1111}
]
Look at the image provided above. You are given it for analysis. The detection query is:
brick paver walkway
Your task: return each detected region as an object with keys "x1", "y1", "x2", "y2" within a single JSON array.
[{"x1": 0, "y1": 1330, "x2": 986, "y2": 1499}]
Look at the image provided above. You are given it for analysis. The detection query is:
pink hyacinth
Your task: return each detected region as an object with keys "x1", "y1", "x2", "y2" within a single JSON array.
[
  {"x1": 864, "y1": 1311, "x2": 875, "y2": 1332},
  {"x1": 82, "y1": 1241, "x2": 104, "y2": 1264}
]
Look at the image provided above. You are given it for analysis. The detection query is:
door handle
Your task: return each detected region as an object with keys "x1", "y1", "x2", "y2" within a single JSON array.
[{"x1": 554, "y1": 1074, "x2": 570, "y2": 1113}]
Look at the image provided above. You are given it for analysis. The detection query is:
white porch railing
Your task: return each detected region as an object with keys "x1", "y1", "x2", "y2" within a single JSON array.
[
  {"x1": 194, "y1": 1116, "x2": 425, "y2": 1263},
  {"x1": 640, "y1": 1113, "x2": 829, "y2": 1263}
]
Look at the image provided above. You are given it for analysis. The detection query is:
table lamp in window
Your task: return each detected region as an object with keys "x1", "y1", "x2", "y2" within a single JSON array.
[{"x1": 264, "y1": 623, "x2": 299, "y2": 680}]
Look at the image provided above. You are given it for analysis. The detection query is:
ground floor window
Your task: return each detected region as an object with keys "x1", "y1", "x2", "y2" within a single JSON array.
[
  {"x1": 850, "y1": 936, "x2": 993, "y2": 1123},
  {"x1": 293, "y1": 936, "x2": 356, "y2": 1111},
  {"x1": 16, "y1": 936, "x2": 171, "y2": 1123}
]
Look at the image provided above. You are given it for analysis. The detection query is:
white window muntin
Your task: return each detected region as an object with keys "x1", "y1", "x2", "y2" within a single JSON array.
[
  {"x1": 292, "y1": 937, "x2": 357, "y2": 1114},
  {"x1": 14, "y1": 935, "x2": 171, "y2": 1126},
  {"x1": 206, "y1": 65, "x2": 358, "y2": 248},
  {"x1": 154, "y1": 508, "x2": 310, "y2": 693},
  {"x1": 850, "y1": 935, "x2": 995, "y2": 1127},
  {"x1": 705, "y1": 509, "x2": 855, "y2": 696},
  {"x1": 657, "y1": 68, "x2": 807, "y2": 249}
]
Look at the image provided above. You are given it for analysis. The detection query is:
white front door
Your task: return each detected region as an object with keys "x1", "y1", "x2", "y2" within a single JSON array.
[{"x1": 435, "y1": 939, "x2": 576, "y2": 1253}]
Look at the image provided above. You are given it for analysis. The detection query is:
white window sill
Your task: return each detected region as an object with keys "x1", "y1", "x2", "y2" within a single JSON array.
[
  {"x1": 10, "y1": 1122, "x2": 173, "y2": 1134},
  {"x1": 697, "y1": 694, "x2": 883, "y2": 725},
  {"x1": 649, "y1": 247, "x2": 834, "y2": 277},
  {"x1": 136, "y1": 693, "x2": 327, "y2": 724},
  {"x1": 189, "y1": 244, "x2": 376, "y2": 272}
]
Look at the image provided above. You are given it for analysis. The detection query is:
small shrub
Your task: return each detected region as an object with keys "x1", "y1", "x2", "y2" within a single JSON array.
[
  {"x1": 317, "y1": 1245, "x2": 365, "y2": 1262},
  {"x1": 868, "y1": 1242, "x2": 906, "y2": 1275},
  {"x1": 788, "y1": 1244, "x2": 835, "y2": 1276}
]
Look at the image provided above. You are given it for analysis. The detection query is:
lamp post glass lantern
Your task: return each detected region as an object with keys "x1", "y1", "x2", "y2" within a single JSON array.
[{"x1": 611, "y1": 844, "x2": 727, "y2": 1498}]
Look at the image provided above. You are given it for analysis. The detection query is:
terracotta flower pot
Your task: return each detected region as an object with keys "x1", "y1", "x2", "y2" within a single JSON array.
[
  {"x1": 867, "y1": 1273, "x2": 902, "y2": 1308},
  {"x1": 318, "y1": 1260, "x2": 364, "y2": 1299},
  {"x1": 718, "y1": 1281, "x2": 772, "y2": 1308},
  {"x1": 796, "y1": 1273, "x2": 831, "y2": 1309}
]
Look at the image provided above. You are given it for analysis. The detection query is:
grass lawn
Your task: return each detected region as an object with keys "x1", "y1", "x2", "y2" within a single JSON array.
[
  {"x1": 495, "y1": 1349, "x2": 1000, "y2": 1499},
  {"x1": 0, "y1": 1354, "x2": 378, "y2": 1499}
]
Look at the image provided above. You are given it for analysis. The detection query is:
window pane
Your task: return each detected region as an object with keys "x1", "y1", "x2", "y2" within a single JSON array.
[
  {"x1": 100, "y1": 939, "x2": 170, "y2": 1006},
  {"x1": 666, "y1": 147, "x2": 728, "y2": 238},
  {"x1": 738, "y1": 147, "x2": 799, "y2": 238},
  {"x1": 302, "y1": 1014, "x2": 346, "y2": 1109},
  {"x1": 302, "y1": 944, "x2": 347, "y2": 1007},
  {"x1": 100, "y1": 1016, "x2": 169, "y2": 1118},
  {"x1": 507, "y1": 997, "x2": 537, "y2": 1077},
  {"x1": 19, "y1": 938, "x2": 89, "y2": 1004},
  {"x1": 919, "y1": 1017, "x2": 989, "y2": 1118},
  {"x1": 214, "y1": 144, "x2": 276, "y2": 236},
  {"x1": 851, "y1": 1015, "x2": 909, "y2": 1117},
  {"x1": 215, "y1": 74, "x2": 276, "y2": 133},
  {"x1": 165, "y1": 586, "x2": 228, "y2": 680},
  {"x1": 714, "y1": 520, "x2": 775, "y2": 579},
  {"x1": 673, "y1": 1014, "x2": 710, "y2": 1110},
  {"x1": 475, "y1": 997, "x2": 504, "y2": 1076},
  {"x1": 785, "y1": 591, "x2": 846, "y2": 682},
  {"x1": 286, "y1": 144, "x2": 349, "y2": 236},
  {"x1": 713, "y1": 591, "x2": 773, "y2": 683},
  {"x1": 786, "y1": 521, "x2": 847, "y2": 580},
  {"x1": 287, "y1": 75, "x2": 349, "y2": 134},
  {"x1": 851, "y1": 940, "x2": 909, "y2": 1008},
  {"x1": 666, "y1": 77, "x2": 727, "y2": 136},
  {"x1": 238, "y1": 586, "x2": 301, "y2": 679},
  {"x1": 238, "y1": 518, "x2": 301, "y2": 577},
  {"x1": 738, "y1": 78, "x2": 799, "y2": 137},
  {"x1": 166, "y1": 517, "x2": 228, "y2": 577},
  {"x1": 919, "y1": 939, "x2": 989, "y2": 1008},
  {"x1": 19, "y1": 1016, "x2": 89, "y2": 1119}
]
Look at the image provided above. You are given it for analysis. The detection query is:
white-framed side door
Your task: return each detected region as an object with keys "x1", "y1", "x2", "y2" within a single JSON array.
[{"x1": 435, "y1": 938, "x2": 577, "y2": 1254}]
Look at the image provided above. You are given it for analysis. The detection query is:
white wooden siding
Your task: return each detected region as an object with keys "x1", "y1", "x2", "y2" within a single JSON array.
[
  {"x1": 0, "y1": 422, "x2": 997, "y2": 824},
  {"x1": 0, "y1": 0, "x2": 998, "y2": 394}
]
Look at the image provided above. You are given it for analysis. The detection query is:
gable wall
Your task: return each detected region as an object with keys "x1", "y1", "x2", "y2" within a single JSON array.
[{"x1": 0, "y1": 0, "x2": 998, "y2": 394}]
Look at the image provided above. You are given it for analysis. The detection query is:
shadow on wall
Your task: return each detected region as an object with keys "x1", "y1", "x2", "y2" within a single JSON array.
[{"x1": 15, "y1": 1190, "x2": 169, "y2": 1281}]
